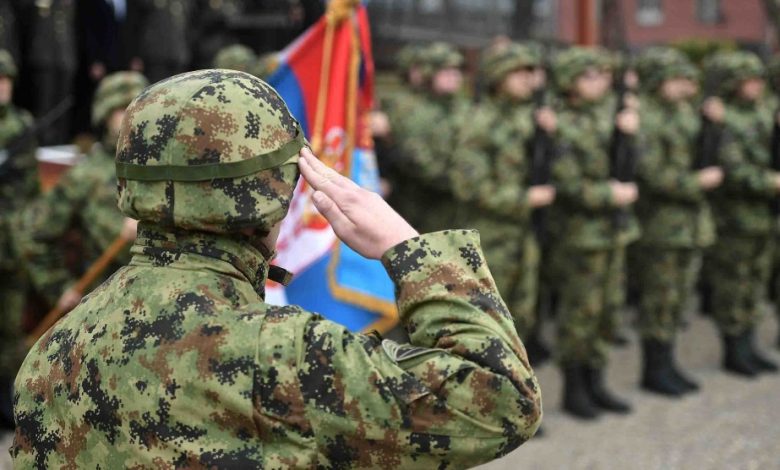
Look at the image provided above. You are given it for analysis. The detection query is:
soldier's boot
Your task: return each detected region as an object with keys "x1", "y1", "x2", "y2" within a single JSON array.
[
  {"x1": 585, "y1": 367, "x2": 632, "y2": 414},
  {"x1": 562, "y1": 366, "x2": 600, "y2": 420},
  {"x1": 722, "y1": 333, "x2": 759, "y2": 378},
  {"x1": 525, "y1": 333, "x2": 552, "y2": 366},
  {"x1": 640, "y1": 340, "x2": 686, "y2": 397},
  {"x1": 0, "y1": 377, "x2": 14, "y2": 430},
  {"x1": 667, "y1": 340, "x2": 700, "y2": 392},
  {"x1": 745, "y1": 329, "x2": 778, "y2": 373}
]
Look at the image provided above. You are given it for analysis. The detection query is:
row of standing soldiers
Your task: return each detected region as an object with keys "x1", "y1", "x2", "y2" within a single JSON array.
[
  {"x1": 374, "y1": 41, "x2": 780, "y2": 420},
  {"x1": 0, "y1": 42, "x2": 278, "y2": 429}
]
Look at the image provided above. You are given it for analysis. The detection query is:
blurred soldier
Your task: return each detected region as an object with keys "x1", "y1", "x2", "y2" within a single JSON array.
[
  {"x1": 14, "y1": 72, "x2": 147, "y2": 316},
  {"x1": 451, "y1": 42, "x2": 556, "y2": 339},
  {"x1": 13, "y1": 70, "x2": 542, "y2": 468},
  {"x1": 213, "y1": 43, "x2": 257, "y2": 72},
  {"x1": 252, "y1": 51, "x2": 280, "y2": 80},
  {"x1": 127, "y1": 0, "x2": 193, "y2": 83},
  {"x1": 704, "y1": 52, "x2": 780, "y2": 376},
  {"x1": 631, "y1": 48, "x2": 723, "y2": 397},
  {"x1": 18, "y1": 0, "x2": 77, "y2": 145},
  {"x1": 550, "y1": 47, "x2": 640, "y2": 419},
  {"x1": 384, "y1": 42, "x2": 469, "y2": 233},
  {"x1": 0, "y1": 50, "x2": 37, "y2": 430},
  {"x1": 766, "y1": 55, "x2": 780, "y2": 350}
]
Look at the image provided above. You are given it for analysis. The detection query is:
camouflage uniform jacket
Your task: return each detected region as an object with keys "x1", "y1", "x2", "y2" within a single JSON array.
[
  {"x1": 12, "y1": 227, "x2": 542, "y2": 469},
  {"x1": 549, "y1": 99, "x2": 640, "y2": 250},
  {"x1": 0, "y1": 104, "x2": 37, "y2": 270},
  {"x1": 451, "y1": 96, "x2": 535, "y2": 234},
  {"x1": 388, "y1": 91, "x2": 469, "y2": 233},
  {"x1": 635, "y1": 95, "x2": 715, "y2": 248},
  {"x1": 710, "y1": 98, "x2": 777, "y2": 236},
  {"x1": 14, "y1": 144, "x2": 129, "y2": 306}
]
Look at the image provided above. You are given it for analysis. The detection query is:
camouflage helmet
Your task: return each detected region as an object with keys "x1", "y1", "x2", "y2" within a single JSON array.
[
  {"x1": 636, "y1": 47, "x2": 698, "y2": 92},
  {"x1": 480, "y1": 42, "x2": 541, "y2": 88},
  {"x1": 252, "y1": 52, "x2": 280, "y2": 81},
  {"x1": 553, "y1": 46, "x2": 612, "y2": 92},
  {"x1": 396, "y1": 44, "x2": 424, "y2": 75},
  {"x1": 92, "y1": 71, "x2": 149, "y2": 128},
  {"x1": 0, "y1": 49, "x2": 17, "y2": 79},
  {"x1": 213, "y1": 44, "x2": 257, "y2": 72},
  {"x1": 704, "y1": 51, "x2": 765, "y2": 95},
  {"x1": 419, "y1": 42, "x2": 464, "y2": 81},
  {"x1": 116, "y1": 70, "x2": 305, "y2": 234}
]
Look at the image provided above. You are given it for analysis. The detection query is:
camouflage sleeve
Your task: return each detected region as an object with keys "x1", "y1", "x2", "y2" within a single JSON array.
[
  {"x1": 636, "y1": 132, "x2": 702, "y2": 202},
  {"x1": 551, "y1": 142, "x2": 613, "y2": 210},
  {"x1": 718, "y1": 131, "x2": 776, "y2": 198},
  {"x1": 257, "y1": 231, "x2": 541, "y2": 468},
  {"x1": 450, "y1": 109, "x2": 530, "y2": 220},
  {"x1": 14, "y1": 111, "x2": 40, "y2": 202},
  {"x1": 394, "y1": 106, "x2": 453, "y2": 192},
  {"x1": 14, "y1": 164, "x2": 92, "y2": 305}
]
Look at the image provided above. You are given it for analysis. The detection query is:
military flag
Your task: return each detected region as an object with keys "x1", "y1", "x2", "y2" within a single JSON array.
[{"x1": 266, "y1": 0, "x2": 397, "y2": 332}]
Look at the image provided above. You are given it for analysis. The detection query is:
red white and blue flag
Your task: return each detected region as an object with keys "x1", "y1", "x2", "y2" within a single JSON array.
[{"x1": 266, "y1": 1, "x2": 398, "y2": 332}]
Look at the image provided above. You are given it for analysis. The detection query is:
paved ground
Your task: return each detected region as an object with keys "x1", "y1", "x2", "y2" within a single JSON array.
[{"x1": 1, "y1": 312, "x2": 778, "y2": 469}]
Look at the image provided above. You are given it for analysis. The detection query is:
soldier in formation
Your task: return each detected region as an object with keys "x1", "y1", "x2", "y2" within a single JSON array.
[
  {"x1": 12, "y1": 69, "x2": 542, "y2": 468},
  {"x1": 0, "y1": 50, "x2": 37, "y2": 430},
  {"x1": 13, "y1": 72, "x2": 147, "y2": 315}
]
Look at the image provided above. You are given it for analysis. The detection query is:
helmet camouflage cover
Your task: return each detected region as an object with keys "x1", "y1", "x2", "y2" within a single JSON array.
[
  {"x1": 419, "y1": 42, "x2": 464, "y2": 80},
  {"x1": 213, "y1": 44, "x2": 257, "y2": 73},
  {"x1": 636, "y1": 47, "x2": 699, "y2": 92},
  {"x1": 0, "y1": 49, "x2": 17, "y2": 79},
  {"x1": 395, "y1": 44, "x2": 424, "y2": 74},
  {"x1": 553, "y1": 46, "x2": 613, "y2": 92},
  {"x1": 480, "y1": 42, "x2": 541, "y2": 88},
  {"x1": 92, "y1": 71, "x2": 149, "y2": 127},
  {"x1": 704, "y1": 50, "x2": 764, "y2": 96},
  {"x1": 116, "y1": 69, "x2": 305, "y2": 233}
]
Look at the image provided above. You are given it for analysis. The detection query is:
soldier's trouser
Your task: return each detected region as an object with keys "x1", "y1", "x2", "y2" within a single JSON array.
[
  {"x1": 633, "y1": 247, "x2": 697, "y2": 342},
  {"x1": 482, "y1": 233, "x2": 540, "y2": 339},
  {"x1": 706, "y1": 235, "x2": 773, "y2": 336},
  {"x1": 599, "y1": 246, "x2": 627, "y2": 342},
  {"x1": 555, "y1": 246, "x2": 625, "y2": 368}
]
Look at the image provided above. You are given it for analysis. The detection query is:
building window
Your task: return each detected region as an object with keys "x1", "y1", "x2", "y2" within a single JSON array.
[
  {"x1": 636, "y1": 0, "x2": 663, "y2": 26},
  {"x1": 697, "y1": 0, "x2": 723, "y2": 24}
]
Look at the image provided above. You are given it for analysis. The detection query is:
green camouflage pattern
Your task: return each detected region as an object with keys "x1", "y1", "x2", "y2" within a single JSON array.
[
  {"x1": 14, "y1": 144, "x2": 130, "y2": 307},
  {"x1": 13, "y1": 228, "x2": 542, "y2": 468},
  {"x1": 479, "y1": 42, "x2": 540, "y2": 89},
  {"x1": 418, "y1": 42, "x2": 464, "y2": 81},
  {"x1": 704, "y1": 51, "x2": 765, "y2": 97},
  {"x1": 634, "y1": 94, "x2": 715, "y2": 248},
  {"x1": 451, "y1": 96, "x2": 539, "y2": 337},
  {"x1": 549, "y1": 98, "x2": 640, "y2": 250},
  {"x1": 0, "y1": 48, "x2": 16, "y2": 78},
  {"x1": 384, "y1": 90, "x2": 469, "y2": 234},
  {"x1": 91, "y1": 72, "x2": 149, "y2": 128},
  {"x1": 213, "y1": 44, "x2": 257, "y2": 73},
  {"x1": 635, "y1": 47, "x2": 699, "y2": 92},
  {"x1": 707, "y1": 235, "x2": 774, "y2": 335},
  {"x1": 631, "y1": 248, "x2": 697, "y2": 342},
  {"x1": 552, "y1": 246, "x2": 626, "y2": 368},
  {"x1": 116, "y1": 70, "x2": 302, "y2": 234},
  {"x1": 0, "y1": 101, "x2": 37, "y2": 378},
  {"x1": 395, "y1": 44, "x2": 424, "y2": 77},
  {"x1": 252, "y1": 52, "x2": 280, "y2": 81},
  {"x1": 552, "y1": 46, "x2": 613, "y2": 93}
]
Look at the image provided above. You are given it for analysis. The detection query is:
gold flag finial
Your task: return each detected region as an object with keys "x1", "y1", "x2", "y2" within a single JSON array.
[{"x1": 326, "y1": 0, "x2": 359, "y2": 24}]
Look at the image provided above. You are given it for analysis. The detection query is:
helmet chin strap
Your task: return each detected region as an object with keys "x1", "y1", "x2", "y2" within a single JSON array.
[{"x1": 245, "y1": 229, "x2": 293, "y2": 287}]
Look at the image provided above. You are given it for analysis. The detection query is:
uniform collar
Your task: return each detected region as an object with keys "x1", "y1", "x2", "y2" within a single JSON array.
[{"x1": 130, "y1": 223, "x2": 290, "y2": 299}]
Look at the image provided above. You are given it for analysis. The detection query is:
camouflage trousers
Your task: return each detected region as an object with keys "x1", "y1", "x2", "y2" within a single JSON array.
[
  {"x1": 705, "y1": 235, "x2": 773, "y2": 336},
  {"x1": 630, "y1": 246, "x2": 697, "y2": 343},
  {"x1": 480, "y1": 228, "x2": 540, "y2": 339},
  {"x1": 553, "y1": 245, "x2": 626, "y2": 368}
]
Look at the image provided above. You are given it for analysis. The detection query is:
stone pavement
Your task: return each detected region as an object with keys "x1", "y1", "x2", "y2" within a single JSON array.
[{"x1": 1, "y1": 313, "x2": 778, "y2": 469}]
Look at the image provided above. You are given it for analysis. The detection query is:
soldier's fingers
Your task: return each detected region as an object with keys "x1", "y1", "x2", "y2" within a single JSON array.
[
  {"x1": 299, "y1": 148, "x2": 360, "y2": 194},
  {"x1": 298, "y1": 152, "x2": 349, "y2": 202},
  {"x1": 311, "y1": 190, "x2": 355, "y2": 236}
]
